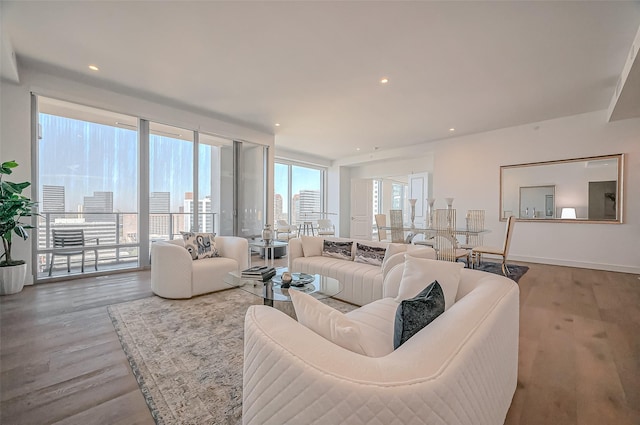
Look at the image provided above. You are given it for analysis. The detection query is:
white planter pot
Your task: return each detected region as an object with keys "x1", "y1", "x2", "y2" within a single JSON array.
[{"x1": 0, "y1": 263, "x2": 27, "y2": 295}]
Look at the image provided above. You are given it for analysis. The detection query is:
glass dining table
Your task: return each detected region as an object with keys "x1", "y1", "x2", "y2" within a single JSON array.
[{"x1": 379, "y1": 225, "x2": 490, "y2": 244}]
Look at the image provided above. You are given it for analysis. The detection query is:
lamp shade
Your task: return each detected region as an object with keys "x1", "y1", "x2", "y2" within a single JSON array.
[{"x1": 561, "y1": 207, "x2": 577, "y2": 219}]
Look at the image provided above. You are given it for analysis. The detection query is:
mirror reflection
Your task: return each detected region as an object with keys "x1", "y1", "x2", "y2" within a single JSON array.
[{"x1": 500, "y1": 154, "x2": 623, "y2": 223}]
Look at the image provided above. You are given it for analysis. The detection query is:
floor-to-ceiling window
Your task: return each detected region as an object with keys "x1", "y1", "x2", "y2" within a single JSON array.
[
  {"x1": 37, "y1": 97, "x2": 139, "y2": 278},
  {"x1": 199, "y1": 133, "x2": 233, "y2": 236},
  {"x1": 237, "y1": 141, "x2": 267, "y2": 238},
  {"x1": 34, "y1": 95, "x2": 267, "y2": 281},
  {"x1": 274, "y1": 161, "x2": 326, "y2": 228},
  {"x1": 149, "y1": 122, "x2": 194, "y2": 240}
]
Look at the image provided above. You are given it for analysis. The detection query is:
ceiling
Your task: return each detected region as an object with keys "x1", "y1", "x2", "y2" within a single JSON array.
[{"x1": 2, "y1": 1, "x2": 640, "y2": 162}]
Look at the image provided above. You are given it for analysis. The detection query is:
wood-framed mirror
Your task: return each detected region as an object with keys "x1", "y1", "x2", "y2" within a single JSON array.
[{"x1": 500, "y1": 154, "x2": 624, "y2": 223}]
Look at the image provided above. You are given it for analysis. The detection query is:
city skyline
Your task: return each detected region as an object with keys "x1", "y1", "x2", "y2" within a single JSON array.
[{"x1": 39, "y1": 113, "x2": 324, "y2": 228}]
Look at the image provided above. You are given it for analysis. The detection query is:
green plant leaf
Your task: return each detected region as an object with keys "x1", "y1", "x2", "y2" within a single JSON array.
[
  {"x1": 1, "y1": 181, "x2": 30, "y2": 195},
  {"x1": 0, "y1": 161, "x2": 18, "y2": 175},
  {"x1": 14, "y1": 226, "x2": 29, "y2": 240}
]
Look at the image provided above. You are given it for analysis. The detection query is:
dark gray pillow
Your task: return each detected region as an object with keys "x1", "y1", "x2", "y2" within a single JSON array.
[
  {"x1": 393, "y1": 281, "x2": 445, "y2": 349},
  {"x1": 322, "y1": 240, "x2": 353, "y2": 260}
]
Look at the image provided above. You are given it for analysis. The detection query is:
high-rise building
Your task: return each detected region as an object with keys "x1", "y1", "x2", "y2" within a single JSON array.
[
  {"x1": 184, "y1": 193, "x2": 214, "y2": 234},
  {"x1": 149, "y1": 192, "x2": 170, "y2": 237},
  {"x1": 372, "y1": 180, "x2": 380, "y2": 216},
  {"x1": 274, "y1": 193, "x2": 283, "y2": 222},
  {"x1": 42, "y1": 185, "x2": 65, "y2": 222},
  {"x1": 297, "y1": 190, "x2": 321, "y2": 222},
  {"x1": 291, "y1": 193, "x2": 299, "y2": 226},
  {"x1": 149, "y1": 192, "x2": 170, "y2": 213},
  {"x1": 83, "y1": 191, "x2": 113, "y2": 222}
]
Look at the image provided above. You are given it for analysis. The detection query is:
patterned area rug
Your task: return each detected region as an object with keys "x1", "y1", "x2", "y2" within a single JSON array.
[
  {"x1": 475, "y1": 262, "x2": 529, "y2": 283},
  {"x1": 108, "y1": 289, "x2": 355, "y2": 425}
]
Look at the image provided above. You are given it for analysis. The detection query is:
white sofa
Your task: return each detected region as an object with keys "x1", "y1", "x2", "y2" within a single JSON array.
[
  {"x1": 150, "y1": 236, "x2": 248, "y2": 299},
  {"x1": 289, "y1": 236, "x2": 435, "y2": 306},
  {"x1": 243, "y1": 263, "x2": 520, "y2": 425}
]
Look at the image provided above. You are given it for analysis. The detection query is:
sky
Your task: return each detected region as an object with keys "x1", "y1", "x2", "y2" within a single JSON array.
[{"x1": 39, "y1": 114, "x2": 320, "y2": 213}]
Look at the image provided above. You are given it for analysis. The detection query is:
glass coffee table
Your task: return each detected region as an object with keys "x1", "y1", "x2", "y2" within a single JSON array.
[{"x1": 224, "y1": 268, "x2": 343, "y2": 307}]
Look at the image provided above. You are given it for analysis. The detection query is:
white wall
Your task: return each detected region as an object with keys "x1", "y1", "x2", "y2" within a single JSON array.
[
  {"x1": 423, "y1": 111, "x2": 639, "y2": 273},
  {"x1": 1, "y1": 66, "x2": 275, "y2": 284}
]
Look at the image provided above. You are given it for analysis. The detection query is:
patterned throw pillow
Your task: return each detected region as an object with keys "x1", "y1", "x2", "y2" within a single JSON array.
[
  {"x1": 354, "y1": 243, "x2": 387, "y2": 266},
  {"x1": 181, "y1": 232, "x2": 219, "y2": 260},
  {"x1": 322, "y1": 240, "x2": 353, "y2": 261},
  {"x1": 393, "y1": 280, "x2": 445, "y2": 349}
]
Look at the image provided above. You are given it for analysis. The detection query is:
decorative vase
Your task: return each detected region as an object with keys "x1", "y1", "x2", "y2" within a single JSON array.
[
  {"x1": 409, "y1": 199, "x2": 417, "y2": 228},
  {"x1": 261, "y1": 224, "x2": 273, "y2": 244},
  {"x1": 427, "y1": 198, "x2": 436, "y2": 228},
  {"x1": 0, "y1": 263, "x2": 27, "y2": 295},
  {"x1": 445, "y1": 197, "x2": 455, "y2": 209}
]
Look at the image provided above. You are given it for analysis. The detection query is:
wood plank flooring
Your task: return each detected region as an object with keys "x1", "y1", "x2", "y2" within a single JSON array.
[{"x1": 1, "y1": 261, "x2": 638, "y2": 424}]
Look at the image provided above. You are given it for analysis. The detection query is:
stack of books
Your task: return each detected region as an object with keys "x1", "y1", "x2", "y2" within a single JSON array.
[{"x1": 241, "y1": 266, "x2": 276, "y2": 282}]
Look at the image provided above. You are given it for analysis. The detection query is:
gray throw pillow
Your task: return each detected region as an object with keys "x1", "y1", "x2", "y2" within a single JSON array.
[
  {"x1": 393, "y1": 280, "x2": 445, "y2": 349},
  {"x1": 354, "y1": 243, "x2": 387, "y2": 266},
  {"x1": 322, "y1": 240, "x2": 353, "y2": 260}
]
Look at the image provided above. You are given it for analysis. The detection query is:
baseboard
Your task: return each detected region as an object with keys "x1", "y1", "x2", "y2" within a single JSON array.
[{"x1": 507, "y1": 254, "x2": 640, "y2": 275}]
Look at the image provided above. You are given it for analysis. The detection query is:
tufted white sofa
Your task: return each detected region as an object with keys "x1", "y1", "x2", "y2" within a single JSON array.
[
  {"x1": 243, "y1": 262, "x2": 520, "y2": 425},
  {"x1": 150, "y1": 236, "x2": 248, "y2": 299},
  {"x1": 289, "y1": 236, "x2": 436, "y2": 306}
]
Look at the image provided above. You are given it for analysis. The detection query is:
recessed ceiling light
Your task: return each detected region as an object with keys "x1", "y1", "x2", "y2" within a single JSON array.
[
  {"x1": 380, "y1": 78, "x2": 389, "y2": 84},
  {"x1": 275, "y1": 123, "x2": 280, "y2": 127},
  {"x1": 449, "y1": 128, "x2": 455, "y2": 132},
  {"x1": 88, "y1": 65, "x2": 99, "y2": 71},
  {"x1": 356, "y1": 147, "x2": 361, "y2": 151}
]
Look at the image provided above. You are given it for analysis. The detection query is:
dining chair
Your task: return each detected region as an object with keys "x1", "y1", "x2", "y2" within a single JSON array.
[
  {"x1": 459, "y1": 209, "x2": 485, "y2": 249},
  {"x1": 316, "y1": 219, "x2": 335, "y2": 236},
  {"x1": 471, "y1": 215, "x2": 516, "y2": 275},
  {"x1": 433, "y1": 231, "x2": 470, "y2": 264},
  {"x1": 422, "y1": 209, "x2": 469, "y2": 264},
  {"x1": 374, "y1": 214, "x2": 389, "y2": 242},
  {"x1": 48, "y1": 229, "x2": 100, "y2": 276},
  {"x1": 389, "y1": 210, "x2": 405, "y2": 243},
  {"x1": 419, "y1": 208, "x2": 455, "y2": 247}
]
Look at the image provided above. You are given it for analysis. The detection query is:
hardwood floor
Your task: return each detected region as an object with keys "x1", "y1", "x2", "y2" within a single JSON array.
[{"x1": 1, "y1": 260, "x2": 638, "y2": 424}]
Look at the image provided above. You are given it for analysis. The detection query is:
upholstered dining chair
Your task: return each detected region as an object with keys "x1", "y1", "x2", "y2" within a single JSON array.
[
  {"x1": 472, "y1": 215, "x2": 516, "y2": 276},
  {"x1": 48, "y1": 229, "x2": 99, "y2": 276},
  {"x1": 389, "y1": 210, "x2": 405, "y2": 243}
]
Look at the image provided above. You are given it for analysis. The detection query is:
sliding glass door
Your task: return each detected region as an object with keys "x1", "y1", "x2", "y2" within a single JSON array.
[
  {"x1": 237, "y1": 141, "x2": 267, "y2": 238},
  {"x1": 37, "y1": 97, "x2": 139, "y2": 278},
  {"x1": 35, "y1": 96, "x2": 268, "y2": 281},
  {"x1": 148, "y1": 122, "x2": 194, "y2": 240}
]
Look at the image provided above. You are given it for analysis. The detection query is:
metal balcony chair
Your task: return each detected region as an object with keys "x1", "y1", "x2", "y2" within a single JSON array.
[{"x1": 48, "y1": 229, "x2": 100, "y2": 276}]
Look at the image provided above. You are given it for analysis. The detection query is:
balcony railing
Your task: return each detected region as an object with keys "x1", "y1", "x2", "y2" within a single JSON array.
[{"x1": 37, "y1": 211, "x2": 217, "y2": 279}]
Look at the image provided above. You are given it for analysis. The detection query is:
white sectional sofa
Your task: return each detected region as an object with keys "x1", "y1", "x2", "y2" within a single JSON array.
[
  {"x1": 243, "y1": 261, "x2": 520, "y2": 425},
  {"x1": 289, "y1": 236, "x2": 436, "y2": 306}
]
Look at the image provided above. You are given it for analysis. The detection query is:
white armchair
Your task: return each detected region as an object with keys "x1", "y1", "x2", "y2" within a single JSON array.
[
  {"x1": 151, "y1": 236, "x2": 249, "y2": 299},
  {"x1": 275, "y1": 219, "x2": 297, "y2": 241},
  {"x1": 316, "y1": 219, "x2": 335, "y2": 236}
]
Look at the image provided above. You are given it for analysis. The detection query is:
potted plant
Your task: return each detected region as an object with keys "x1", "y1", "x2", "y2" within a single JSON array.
[{"x1": 1, "y1": 160, "x2": 36, "y2": 295}]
